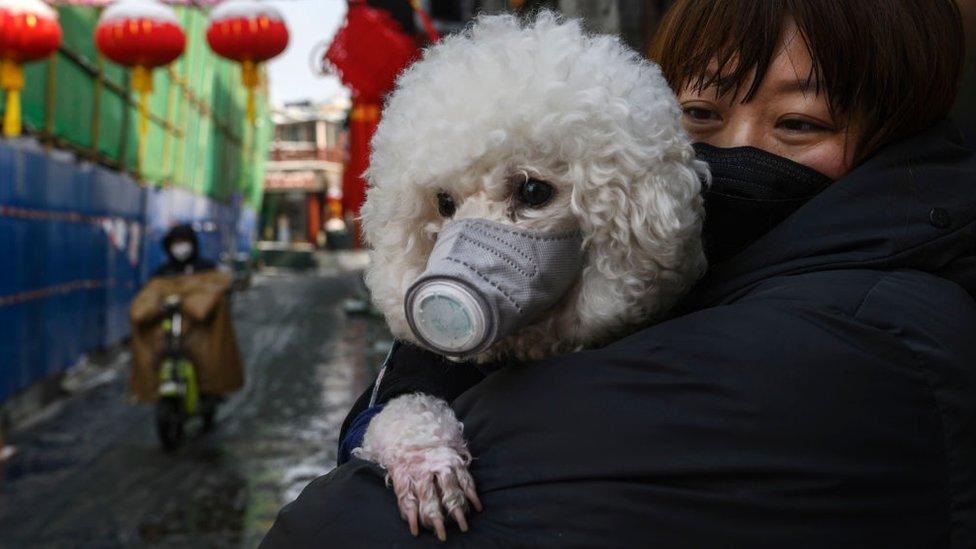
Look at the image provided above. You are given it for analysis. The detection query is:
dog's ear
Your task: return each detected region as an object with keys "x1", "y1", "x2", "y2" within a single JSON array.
[
  {"x1": 360, "y1": 177, "x2": 437, "y2": 339},
  {"x1": 570, "y1": 156, "x2": 707, "y2": 338}
]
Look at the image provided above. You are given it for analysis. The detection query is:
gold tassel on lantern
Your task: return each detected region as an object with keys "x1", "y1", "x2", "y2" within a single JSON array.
[
  {"x1": 131, "y1": 64, "x2": 153, "y2": 172},
  {"x1": 241, "y1": 58, "x2": 258, "y2": 123},
  {"x1": 131, "y1": 64, "x2": 153, "y2": 136},
  {"x1": 1, "y1": 60, "x2": 25, "y2": 138}
]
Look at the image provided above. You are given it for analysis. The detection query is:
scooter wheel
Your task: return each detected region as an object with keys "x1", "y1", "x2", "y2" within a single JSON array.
[
  {"x1": 156, "y1": 398, "x2": 185, "y2": 451},
  {"x1": 200, "y1": 395, "x2": 219, "y2": 433}
]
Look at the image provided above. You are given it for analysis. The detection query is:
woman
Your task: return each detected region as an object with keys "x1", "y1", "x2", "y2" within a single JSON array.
[{"x1": 263, "y1": 1, "x2": 975, "y2": 546}]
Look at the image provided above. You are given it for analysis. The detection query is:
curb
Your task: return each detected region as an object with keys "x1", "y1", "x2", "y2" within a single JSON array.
[
  {"x1": 0, "y1": 346, "x2": 128, "y2": 439},
  {"x1": 0, "y1": 419, "x2": 16, "y2": 491}
]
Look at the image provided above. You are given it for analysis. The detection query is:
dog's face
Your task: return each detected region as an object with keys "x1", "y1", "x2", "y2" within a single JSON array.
[{"x1": 362, "y1": 14, "x2": 707, "y2": 361}]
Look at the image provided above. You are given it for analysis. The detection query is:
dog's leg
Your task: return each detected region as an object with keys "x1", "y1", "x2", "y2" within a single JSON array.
[{"x1": 354, "y1": 393, "x2": 483, "y2": 541}]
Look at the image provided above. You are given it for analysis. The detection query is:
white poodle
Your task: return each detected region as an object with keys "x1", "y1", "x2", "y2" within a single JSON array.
[{"x1": 355, "y1": 12, "x2": 706, "y2": 540}]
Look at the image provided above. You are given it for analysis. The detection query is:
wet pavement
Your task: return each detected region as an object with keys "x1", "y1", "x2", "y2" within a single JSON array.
[{"x1": 0, "y1": 256, "x2": 390, "y2": 548}]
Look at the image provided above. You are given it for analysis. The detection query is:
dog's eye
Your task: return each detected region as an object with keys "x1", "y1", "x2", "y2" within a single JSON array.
[
  {"x1": 517, "y1": 178, "x2": 554, "y2": 208},
  {"x1": 437, "y1": 192, "x2": 456, "y2": 218}
]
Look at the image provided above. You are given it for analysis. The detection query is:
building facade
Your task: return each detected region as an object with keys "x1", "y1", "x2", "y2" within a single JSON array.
[{"x1": 260, "y1": 98, "x2": 349, "y2": 248}]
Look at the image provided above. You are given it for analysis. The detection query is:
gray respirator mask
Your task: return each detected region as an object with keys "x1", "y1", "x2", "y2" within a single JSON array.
[{"x1": 404, "y1": 218, "x2": 584, "y2": 359}]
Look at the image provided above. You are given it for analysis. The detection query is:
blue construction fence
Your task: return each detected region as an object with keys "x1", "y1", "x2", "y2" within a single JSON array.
[{"x1": 0, "y1": 139, "x2": 257, "y2": 406}]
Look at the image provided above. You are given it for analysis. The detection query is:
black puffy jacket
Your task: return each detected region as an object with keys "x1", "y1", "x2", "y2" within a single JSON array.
[{"x1": 263, "y1": 123, "x2": 976, "y2": 548}]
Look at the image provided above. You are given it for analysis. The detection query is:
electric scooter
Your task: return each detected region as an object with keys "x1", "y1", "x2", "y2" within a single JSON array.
[{"x1": 156, "y1": 294, "x2": 218, "y2": 451}]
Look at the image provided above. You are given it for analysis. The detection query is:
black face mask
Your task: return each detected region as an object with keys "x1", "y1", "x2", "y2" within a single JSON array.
[{"x1": 694, "y1": 143, "x2": 833, "y2": 265}]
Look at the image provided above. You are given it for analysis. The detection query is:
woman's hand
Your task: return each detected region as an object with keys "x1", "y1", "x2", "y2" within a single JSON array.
[{"x1": 354, "y1": 393, "x2": 483, "y2": 541}]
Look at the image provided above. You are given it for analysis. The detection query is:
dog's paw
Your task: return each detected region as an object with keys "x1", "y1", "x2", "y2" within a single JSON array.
[
  {"x1": 386, "y1": 443, "x2": 482, "y2": 541},
  {"x1": 355, "y1": 393, "x2": 483, "y2": 540}
]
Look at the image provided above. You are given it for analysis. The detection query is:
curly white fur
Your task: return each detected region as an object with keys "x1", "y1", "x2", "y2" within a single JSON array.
[
  {"x1": 362, "y1": 12, "x2": 707, "y2": 362},
  {"x1": 355, "y1": 12, "x2": 707, "y2": 539},
  {"x1": 356, "y1": 394, "x2": 471, "y2": 470},
  {"x1": 356, "y1": 394, "x2": 476, "y2": 537}
]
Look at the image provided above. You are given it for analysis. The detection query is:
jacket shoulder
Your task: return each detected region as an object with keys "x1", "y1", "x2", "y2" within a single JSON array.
[
  {"x1": 852, "y1": 273, "x2": 976, "y2": 548},
  {"x1": 853, "y1": 269, "x2": 976, "y2": 331},
  {"x1": 734, "y1": 268, "x2": 976, "y2": 347},
  {"x1": 736, "y1": 268, "x2": 973, "y2": 316},
  {"x1": 638, "y1": 268, "x2": 976, "y2": 381}
]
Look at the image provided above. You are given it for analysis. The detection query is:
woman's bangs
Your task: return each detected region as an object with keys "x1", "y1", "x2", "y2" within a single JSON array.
[{"x1": 654, "y1": 1, "x2": 791, "y2": 102}]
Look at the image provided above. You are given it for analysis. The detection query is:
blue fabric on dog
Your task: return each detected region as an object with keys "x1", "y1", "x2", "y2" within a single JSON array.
[{"x1": 337, "y1": 404, "x2": 385, "y2": 465}]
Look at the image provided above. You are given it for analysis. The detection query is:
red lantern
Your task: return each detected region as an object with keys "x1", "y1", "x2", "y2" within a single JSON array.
[
  {"x1": 95, "y1": 0, "x2": 185, "y2": 172},
  {"x1": 324, "y1": 2, "x2": 421, "y2": 104},
  {"x1": 0, "y1": 0, "x2": 62, "y2": 137},
  {"x1": 324, "y1": 0, "x2": 438, "y2": 246},
  {"x1": 206, "y1": 0, "x2": 289, "y2": 123}
]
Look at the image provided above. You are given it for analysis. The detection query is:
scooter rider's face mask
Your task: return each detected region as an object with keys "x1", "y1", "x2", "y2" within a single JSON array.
[
  {"x1": 404, "y1": 218, "x2": 584, "y2": 359},
  {"x1": 694, "y1": 143, "x2": 833, "y2": 264},
  {"x1": 169, "y1": 241, "x2": 194, "y2": 263}
]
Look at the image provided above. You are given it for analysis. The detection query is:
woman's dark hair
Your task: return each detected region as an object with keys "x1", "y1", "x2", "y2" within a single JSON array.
[{"x1": 650, "y1": 0, "x2": 966, "y2": 164}]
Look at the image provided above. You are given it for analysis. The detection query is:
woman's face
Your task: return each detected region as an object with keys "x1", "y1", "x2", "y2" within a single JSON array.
[{"x1": 677, "y1": 22, "x2": 860, "y2": 180}]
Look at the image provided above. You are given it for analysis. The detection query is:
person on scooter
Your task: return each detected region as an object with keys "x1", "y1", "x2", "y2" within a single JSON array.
[
  {"x1": 153, "y1": 224, "x2": 216, "y2": 277},
  {"x1": 131, "y1": 223, "x2": 244, "y2": 448}
]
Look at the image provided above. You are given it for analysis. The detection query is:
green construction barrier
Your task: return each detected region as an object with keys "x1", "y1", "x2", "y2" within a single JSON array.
[{"x1": 5, "y1": 5, "x2": 270, "y2": 209}]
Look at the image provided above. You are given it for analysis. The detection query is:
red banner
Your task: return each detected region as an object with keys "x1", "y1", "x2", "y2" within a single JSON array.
[{"x1": 342, "y1": 100, "x2": 379, "y2": 246}]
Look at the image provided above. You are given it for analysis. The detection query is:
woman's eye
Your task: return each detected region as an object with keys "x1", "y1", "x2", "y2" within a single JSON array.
[
  {"x1": 437, "y1": 192, "x2": 456, "y2": 218},
  {"x1": 777, "y1": 118, "x2": 829, "y2": 133},
  {"x1": 517, "y1": 178, "x2": 555, "y2": 208},
  {"x1": 682, "y1": 107, "x2": 720, "y2": 122}
]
